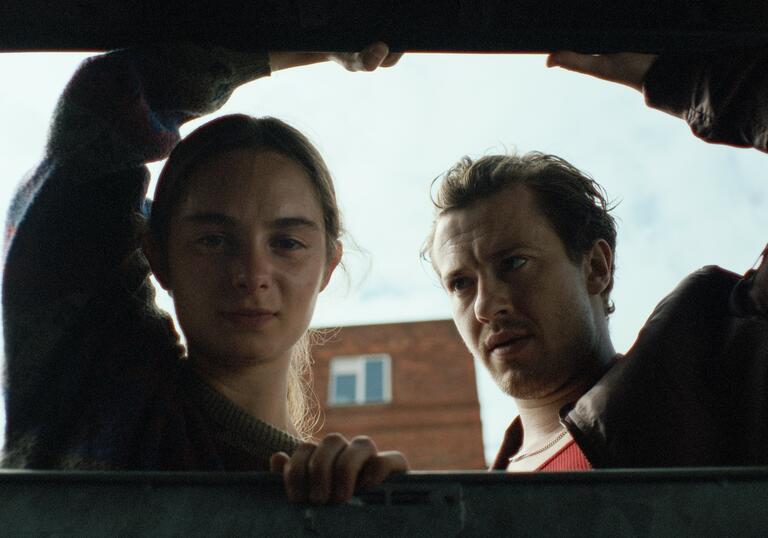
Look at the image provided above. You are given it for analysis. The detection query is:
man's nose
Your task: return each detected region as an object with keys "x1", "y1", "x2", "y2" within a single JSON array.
[
  {"x1": 230, "y1": 247, "x2": 272, "y2": 292},
  {"x1": 474, "y1": 276, "x2": 513, "y2": 323}
]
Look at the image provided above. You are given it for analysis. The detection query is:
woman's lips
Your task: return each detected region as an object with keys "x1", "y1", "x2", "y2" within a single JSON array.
[{"x1": 219, "y1": 309, "x2": 277, "y2": 330}]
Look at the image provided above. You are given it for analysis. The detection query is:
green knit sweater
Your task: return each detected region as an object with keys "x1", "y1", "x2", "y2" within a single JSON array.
[{"x1": 183, "y1": 371, "x2": 300, "y2": 471}]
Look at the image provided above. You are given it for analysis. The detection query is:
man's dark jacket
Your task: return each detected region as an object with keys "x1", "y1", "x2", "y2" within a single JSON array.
[{"x1": 495, "y1": 49, "x2": 768, "y2": 469}]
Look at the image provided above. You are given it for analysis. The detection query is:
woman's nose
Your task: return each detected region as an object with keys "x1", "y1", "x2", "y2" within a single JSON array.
[{"x1": 230, "y1": 248, "x2": 272, "y2": 292}]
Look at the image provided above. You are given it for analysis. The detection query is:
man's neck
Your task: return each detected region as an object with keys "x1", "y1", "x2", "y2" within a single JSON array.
[
  {"x1": 191, "y1": 352, "x2": 299, "y2": 437},
  {"x1": 514, "y1": 381, "x2": 589, "y2": 450},
  {"x1": 515, "y1": 346, "x2": 617, "y2": 451}
]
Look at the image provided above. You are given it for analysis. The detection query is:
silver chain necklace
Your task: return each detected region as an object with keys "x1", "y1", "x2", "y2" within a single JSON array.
[{"x1": 508, "y1": 428, "x2": 569, "y2": 463}]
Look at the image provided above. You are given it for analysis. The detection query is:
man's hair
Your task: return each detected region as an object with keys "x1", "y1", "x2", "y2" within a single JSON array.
[{"x1": 422, "y1": 152, "x2": 618, "y2": 316}]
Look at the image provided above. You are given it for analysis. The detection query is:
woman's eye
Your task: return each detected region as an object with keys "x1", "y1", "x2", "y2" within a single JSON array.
[
  {"x1": 272, "y1": 237, "x2": 305, "y2": 251},
  {"x1": 196, "y1": 234, "x2": 229, "y2": 250}
]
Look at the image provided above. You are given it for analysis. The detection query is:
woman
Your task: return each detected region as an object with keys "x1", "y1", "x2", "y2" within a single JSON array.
[{"x1": 2, "y1": 41, "x2": 405, "y2": 502}]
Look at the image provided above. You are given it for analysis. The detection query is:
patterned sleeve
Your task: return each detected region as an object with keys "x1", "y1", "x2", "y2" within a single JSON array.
[{"x1": 1, "y1": 44, "x2": 270, "y2": 465}]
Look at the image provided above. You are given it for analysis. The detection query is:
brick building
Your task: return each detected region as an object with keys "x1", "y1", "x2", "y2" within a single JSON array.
[{"x1": 310, "y1": 319, "x2": 486, "y2": 470}]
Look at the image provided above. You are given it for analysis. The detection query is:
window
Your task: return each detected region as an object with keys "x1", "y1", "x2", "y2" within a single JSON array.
[{"x1": 329, "y1": 354, "x2": 392, "y2": 406}]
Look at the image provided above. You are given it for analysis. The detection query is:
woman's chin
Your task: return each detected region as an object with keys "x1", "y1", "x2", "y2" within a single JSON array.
[{"x1": 188, "y1": 337, "x2": 289, "y2": 368}]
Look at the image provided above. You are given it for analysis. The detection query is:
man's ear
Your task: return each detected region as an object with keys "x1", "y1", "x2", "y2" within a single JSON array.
[
  {"x1": 320, "y1": 241, "x2": 343, "y2": 292},
  {"x1": 583, "y1": 239, "x2": 613, "y2": 296},
  {"x1": 142, "y1": 233, "x2": 172, "y2": 291}
]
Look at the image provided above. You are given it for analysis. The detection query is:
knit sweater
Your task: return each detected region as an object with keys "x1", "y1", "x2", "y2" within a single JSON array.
[{"x1": 2, "y1": 43, "x2": 299, "y2": 470}]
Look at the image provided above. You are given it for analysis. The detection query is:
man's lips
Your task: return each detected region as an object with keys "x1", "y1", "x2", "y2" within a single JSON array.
[
  {"x1": 484, "y1": 331, "x2": 533, "y2": 357},
  {"x1": 489, "y1": 336, "x2": 532, "y2": 357}
]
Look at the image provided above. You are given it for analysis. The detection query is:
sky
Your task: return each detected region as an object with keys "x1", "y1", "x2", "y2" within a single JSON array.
[{"x1": 1, "y1": 51, "x2": 767, "y2": 464}]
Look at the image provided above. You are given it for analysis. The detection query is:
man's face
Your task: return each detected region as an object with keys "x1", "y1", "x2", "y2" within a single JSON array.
[{"x1": 431, "y1": 185, "x2": 602, "y2": 399}]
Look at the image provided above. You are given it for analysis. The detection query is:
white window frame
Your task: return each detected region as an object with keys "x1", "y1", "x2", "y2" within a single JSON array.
[{"x1": 328, "y1": 354, "x2": 392, "y2": 406}]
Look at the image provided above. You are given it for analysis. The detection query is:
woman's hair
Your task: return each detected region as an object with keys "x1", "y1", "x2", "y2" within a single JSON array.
[{"x1": 149, "y1": 114, "x2": 343, "y2": 439}]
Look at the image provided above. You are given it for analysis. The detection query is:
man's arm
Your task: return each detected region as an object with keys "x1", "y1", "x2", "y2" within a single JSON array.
[
  {"x1": 751, "y1": 248, "x2": 768, "y2": 315},
  {"x1": 547, "y1": 49, "x2": 768, "y2": 152},
  {"x1": 547, "y1": 49, "x2": 768, "y2": 317},
  {"x1": 546, "y1": 51, "x2": 657, "y2": 93}
]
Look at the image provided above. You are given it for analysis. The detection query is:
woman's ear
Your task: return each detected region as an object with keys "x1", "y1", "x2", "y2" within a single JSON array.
[
  {"x1": 584, "y1": 239, "x2": 613, "y2": 296},
  {"x1": 320, "y1": 241, "x2": 343, "y2": 292},
  {"x1": 142, "y1": 233, "x2": 172, "y2": 291}
]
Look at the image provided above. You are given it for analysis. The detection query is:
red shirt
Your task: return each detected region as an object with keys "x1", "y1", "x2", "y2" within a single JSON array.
[
  {"x1": 491, "y1": 416, "x2": 592, "y2": 471},
  {"x1": 537, "y1": 439, "x2": 592, "y2": 471}
]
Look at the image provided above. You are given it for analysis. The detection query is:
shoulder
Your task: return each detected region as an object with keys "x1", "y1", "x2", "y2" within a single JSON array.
[
  {"x1": 641, "y1": 265, "x2": 739, "y2": 333},
  {"x1": 566, "y1": 266, "x2": 746, "y2": 466}
]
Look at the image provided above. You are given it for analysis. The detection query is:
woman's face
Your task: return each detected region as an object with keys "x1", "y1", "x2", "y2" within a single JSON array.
[{"x1": 162, "y1": 149, "x2": 338, "y2": 368}]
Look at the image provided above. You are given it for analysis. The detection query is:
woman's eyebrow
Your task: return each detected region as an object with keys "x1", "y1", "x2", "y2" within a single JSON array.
[
  {"x1": 181, "y1": 214, "x2": 320, "y2": 231},
  {"x1": 273, "y1": 217, "x2": 320, "y2": 231},
  {"x1": 181, "y1": 212, "x2": 236, "y2": 226}
]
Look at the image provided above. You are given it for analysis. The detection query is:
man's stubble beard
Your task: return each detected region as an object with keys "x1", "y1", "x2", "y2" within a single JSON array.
[{"x1": 487, "y1": 317, "x2": 600, "y2": 400}]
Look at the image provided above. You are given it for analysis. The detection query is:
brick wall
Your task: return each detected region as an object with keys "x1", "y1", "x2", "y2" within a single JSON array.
[{"x1": 310, "y1": 319, "x2": 486, "y2": 470}]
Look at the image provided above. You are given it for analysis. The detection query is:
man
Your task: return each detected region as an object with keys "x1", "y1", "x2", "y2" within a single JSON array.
[{"x1": 423, "y1": 51, "x2": 768, "y2": 470}]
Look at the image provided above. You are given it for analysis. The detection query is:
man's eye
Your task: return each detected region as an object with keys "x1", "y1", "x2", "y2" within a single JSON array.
[
  {"x1": 502, "y1": 256, "x2": 527, "y2": 271},
  {"x1": 449, "y1": 277, "x2": 472, "y2": 292}
]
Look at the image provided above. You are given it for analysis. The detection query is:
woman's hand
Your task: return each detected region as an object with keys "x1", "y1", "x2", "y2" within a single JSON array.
[
  {"x1": 546, "y1": 52, "x2": 658, "y2": 92},
  {"x1": 269, "y1": 42, "x2": 403, "y2": 73},
  {"x1": 271, "y1": 433, "x2": 409, "y2": 504}
]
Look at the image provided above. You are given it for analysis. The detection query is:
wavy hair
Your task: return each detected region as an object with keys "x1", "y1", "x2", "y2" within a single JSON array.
[{"x1": 422, "y1": 152, "x2": 617, "y2": 316}]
